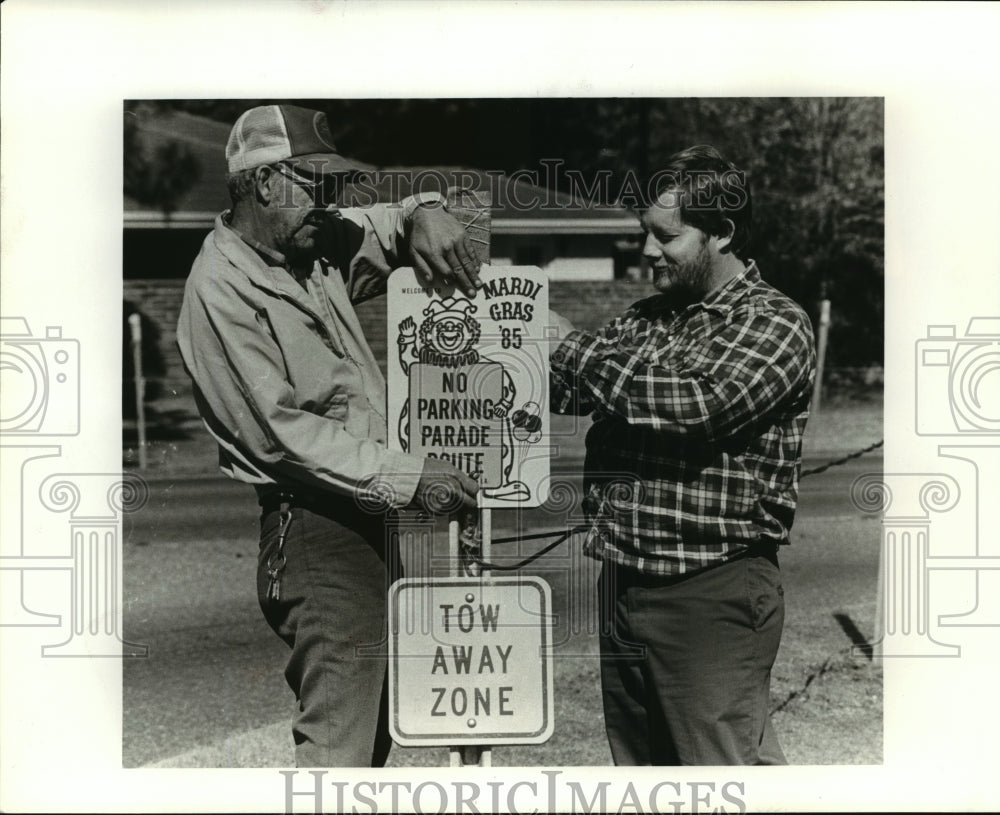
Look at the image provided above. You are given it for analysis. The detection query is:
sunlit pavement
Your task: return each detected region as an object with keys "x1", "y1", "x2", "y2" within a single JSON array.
[{"x1": 123, "y1": 449, "x2": 882, "y2": 767}]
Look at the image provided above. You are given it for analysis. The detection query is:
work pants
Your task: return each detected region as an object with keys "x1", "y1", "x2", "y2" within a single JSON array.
[
  {"x1": 598, "y1": 548, "x2": 787, "y2": 765},
  {"x1": 257, "y1": 494, "x2": 401, "y2": 767}
]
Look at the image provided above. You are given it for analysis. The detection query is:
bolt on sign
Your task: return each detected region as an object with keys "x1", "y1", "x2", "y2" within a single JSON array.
[
  {"x1": 387, "y1": 266, "x2": 550, "y2": 508},
  {"x1": 388, "y1": 577, "x2": 554, "y2": 746}
]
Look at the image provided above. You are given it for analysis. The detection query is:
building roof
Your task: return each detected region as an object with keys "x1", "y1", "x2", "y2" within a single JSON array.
[{"x1": 123, "y1": 110, "x2": 640, "y2": 235}]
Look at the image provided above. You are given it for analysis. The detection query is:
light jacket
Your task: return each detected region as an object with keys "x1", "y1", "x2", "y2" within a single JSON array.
[{"x1": 177, "y1": 201, "x2": 434, "y2": 507}]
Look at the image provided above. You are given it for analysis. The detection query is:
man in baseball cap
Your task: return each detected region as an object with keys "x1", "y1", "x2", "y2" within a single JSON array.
[
  {"x1": 178, "y1": 104, "x2": 482, "y2": 767},
  {"x1": 225, "y1": 104, "x2": 370, "y2": 175}
]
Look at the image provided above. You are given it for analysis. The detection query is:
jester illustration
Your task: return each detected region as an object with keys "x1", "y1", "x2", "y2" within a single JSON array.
[{"x1": 397, "y1": 296, "x2": 541, "y2": 501}]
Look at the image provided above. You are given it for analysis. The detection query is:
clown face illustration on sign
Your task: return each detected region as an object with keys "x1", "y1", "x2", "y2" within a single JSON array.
[{"x1": 388, "y1": 266, "x2": 550, "y2": 508}]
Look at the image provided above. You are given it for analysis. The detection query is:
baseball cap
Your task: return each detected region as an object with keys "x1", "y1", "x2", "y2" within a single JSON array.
[{"x1": 225, "y1": 105, "x2": 370, "y2": 175}]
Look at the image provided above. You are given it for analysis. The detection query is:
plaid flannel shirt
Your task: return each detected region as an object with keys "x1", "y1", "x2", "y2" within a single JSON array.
[{"x1": 550, "y1": 262, "x2": 816, "y2": 576}]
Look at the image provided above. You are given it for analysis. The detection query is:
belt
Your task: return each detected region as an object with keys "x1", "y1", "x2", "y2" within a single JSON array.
[
  {"x1": 258, "y1": 488, "x2": 334, "y2": 514},
  {"x1": 606, "y1": 540, "x2": 780, "y2": 587},
  {"x1": 258, "y1": 487, "x2": 392, "y2": 519},
  {"x1": 745, "y1": 539, "x2": 780, "y2": 568}
]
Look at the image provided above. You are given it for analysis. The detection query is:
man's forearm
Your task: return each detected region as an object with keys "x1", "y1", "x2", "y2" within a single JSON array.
[
  {"x1": 549, "y1": 332, "x2": 599, "y2": 416},
  {"x1": 550, "y1": 313, "x2": 814, "y2": 440}
]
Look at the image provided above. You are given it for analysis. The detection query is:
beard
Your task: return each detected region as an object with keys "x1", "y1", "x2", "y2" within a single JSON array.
[{"x1": 652, "y1": 239, "x2": 714, "y2": 302}]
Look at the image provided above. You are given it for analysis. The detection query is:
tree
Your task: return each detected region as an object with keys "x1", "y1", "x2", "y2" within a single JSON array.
[
  {"x1": 141, "y1": 98, "x2": 884, "y2": 365},
  {"x1": 124, "y1": 102, "x2": 200, "y2": 215},
  {"x1": 639, "y1": 98, "x2": 884, "y2": 367}
]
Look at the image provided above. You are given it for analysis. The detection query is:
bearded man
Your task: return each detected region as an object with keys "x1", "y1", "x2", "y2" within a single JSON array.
[{"x1": 548, "y1": 145, "x2": 816, "y2": 765}]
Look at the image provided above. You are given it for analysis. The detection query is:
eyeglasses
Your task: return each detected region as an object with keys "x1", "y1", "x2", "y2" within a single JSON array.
[{"x1": 273, "y1": 164, "x2": 355, "y2": 208}]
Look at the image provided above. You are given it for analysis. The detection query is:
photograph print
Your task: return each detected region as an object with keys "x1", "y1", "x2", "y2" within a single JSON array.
[{"x1": 121, "y1": 96, "x2": 885, "y2": 770}]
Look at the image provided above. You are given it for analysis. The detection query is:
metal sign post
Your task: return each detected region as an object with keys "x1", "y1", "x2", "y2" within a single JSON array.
[
  {"x1": 127, "y1": 313, "x2": 148, "y2": 470},
  {"x1": 448, "y1": 498, "x2": 494, "y2": 767},
  {"x1": 812, "y1": 298, "x2": 831, "y2": 416}
]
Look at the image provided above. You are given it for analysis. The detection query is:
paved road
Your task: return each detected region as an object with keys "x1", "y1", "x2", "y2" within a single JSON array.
[{"x1": 123, "y1": 452, "x2": 882, "y2": 767}]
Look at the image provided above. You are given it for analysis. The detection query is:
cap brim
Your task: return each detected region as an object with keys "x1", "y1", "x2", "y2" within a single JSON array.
[{"x1": 285, "y1": 152, "x2": 374, "y2": 175}]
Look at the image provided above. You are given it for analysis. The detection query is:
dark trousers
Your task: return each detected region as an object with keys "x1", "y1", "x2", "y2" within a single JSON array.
[
  {"x1": 257, "y1": 494, "x2": 401, "y2": 767},
  {"x1": 598, "y1": 549, "x2": 787, "y2": 766}
]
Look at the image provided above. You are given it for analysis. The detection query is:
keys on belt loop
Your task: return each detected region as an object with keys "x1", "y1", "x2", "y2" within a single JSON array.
[{"x1": 266, "y1": 501, "x2": 293, "y2": 602}]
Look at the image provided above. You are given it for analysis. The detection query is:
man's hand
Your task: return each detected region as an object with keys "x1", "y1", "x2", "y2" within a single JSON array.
[
  {"x1": 547, "y1": 309, "x2": 577, "y2": 355},
  {"x1": 411, "y1": 456, "x2": 479, "y2": 515},
  {"x1": 409, "y1": 203, "x2": 482, "y2": 297}
]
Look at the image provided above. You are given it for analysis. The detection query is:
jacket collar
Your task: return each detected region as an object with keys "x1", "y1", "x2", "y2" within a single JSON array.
[{"x1": 213, "y1": 211, "x2": 316, "y2": 305}]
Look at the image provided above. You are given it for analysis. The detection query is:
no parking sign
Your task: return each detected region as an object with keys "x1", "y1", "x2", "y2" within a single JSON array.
[{"x1": 387, "y1": 266, "x2": 550, "y2": 508}]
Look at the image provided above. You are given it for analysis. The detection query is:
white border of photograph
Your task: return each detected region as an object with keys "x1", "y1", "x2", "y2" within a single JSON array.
[{"x1": 2, "y1": 1, "x2": 999, "y2": 812}]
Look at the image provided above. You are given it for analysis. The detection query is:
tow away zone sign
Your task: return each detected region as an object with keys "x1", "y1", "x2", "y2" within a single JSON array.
[{"x1": 388, "y1": 577, "x2": 554, "y2": 746}]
